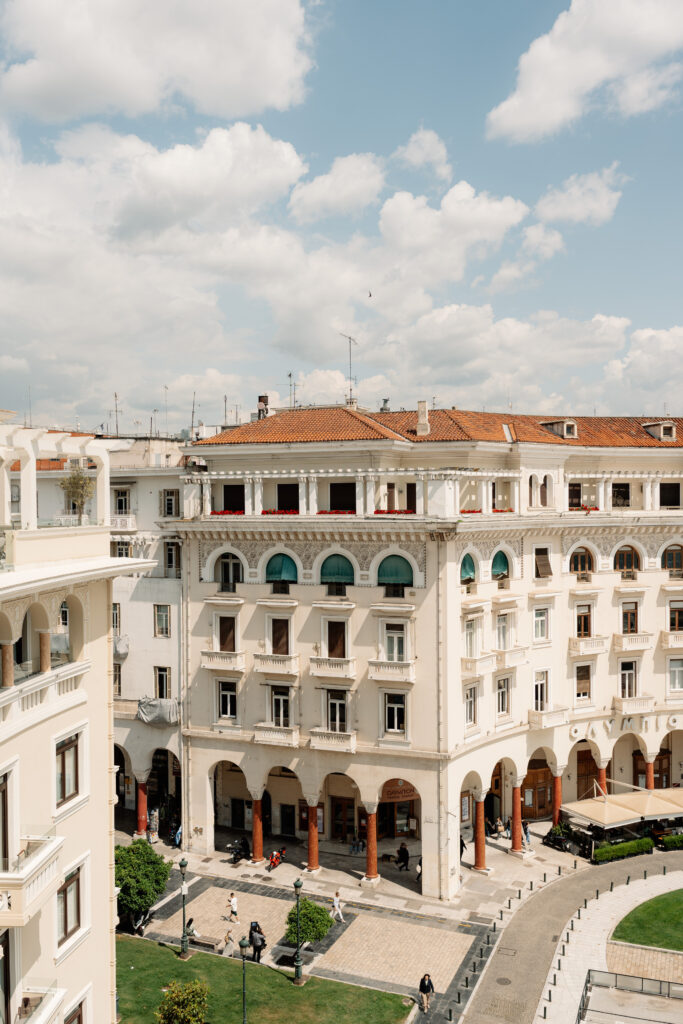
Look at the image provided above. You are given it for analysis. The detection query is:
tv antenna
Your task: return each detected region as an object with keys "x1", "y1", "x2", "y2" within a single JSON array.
[
  {"x1": 114, "y1": 392, "x2": 120, "y2": 436},
  {"x1": 163, "y1": 385, "x2": 169, "y2": 434},
  {"x1": 338, "y1": 332, "x2": 358, "y2": 403},
  {"x1": 190, "y1": 392, "x2": 196, "y2": 436}
]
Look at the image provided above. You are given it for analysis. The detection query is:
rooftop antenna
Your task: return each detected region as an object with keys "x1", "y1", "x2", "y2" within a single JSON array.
[
  {"x1": 114, "y1": 392, "x2": 120, "y2": 436},
  {"x1": 223, "y1": 394, "x2": 228, "y2": 426},
  {"x1": 292, "y1": 381, "x2": 299, "y2": 408},
  {"x1": 288, "y1": 372, "x2": 293, "y2": 409},
  {"x1": 153, "y1": 408, "x2": 159, "y2": 436},
  {"x1": 27, "y1": 386, "x2": 32, "y2": 427},
  {"x1": 234, "y1": 403, "x2": 240, "y2": 424},
  {"x1": 190, "y1": 392, "x2": 196, "y2": 437},
  {"x1": 338, "y1": 332, "x2": 358, "y2": 403},
  {"x1": 431, "y1": 395, "x2": 437, "y2": 410},
  {"x1": 163, "y1": 385, "x2": 169, "y2": 435}
]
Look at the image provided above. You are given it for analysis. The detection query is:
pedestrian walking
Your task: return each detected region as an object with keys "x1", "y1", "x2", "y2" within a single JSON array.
[
  {"x1": 249, "y1": 920, "x2": 266, "y2": 962},
  {"x1": 418, "y1": 973, "x2": 435, "y2": 1013},
  {"x1": 227, "y1": 892, "x2": 240, "y2": 924},
  {"x1": 460, "y1": 835, "x2": 466, "y2": 859},
  {"x1": 330, "y1": 890, "x2": 345, "y2": 923},
  {"x1": 396, "y1": 841, "x2": 410, "y2": 870},
  {"x1": 522, "y1": 820, "x2": 532, "y2": 849}
]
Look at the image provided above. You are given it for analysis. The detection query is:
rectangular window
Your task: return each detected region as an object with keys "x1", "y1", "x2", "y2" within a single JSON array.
[
  {"x1": 384, "y1": 693, "x2": 405, "y2": 733},
  {"x1": 327, "y1": 621, "x2": 346, "y2": 659},
  {"x1": 327, "y1": 690, "x2": 347, "y2": 732},
  {"x1": 114, "y1": 489, "x2": 129, "y2": 514},
  {"x1": 164, "y1": 542, "x2": 181, "y2": 578},
  {"x1": 113, "y1": 662, "x2": 121, "y2": 697},
  {"x1": 218, "y1": 680, "x2": 237, "y2": 719},
  {"x1": 57, "y1": 868, "x2": 81, "y2": 945},
  {"x1": 576, "y1": 604, "x2": 592, "y2": 638},
  {"x1": 464, "y1": 685, "x2": 477, "y2": 726},
  {"x1": 464, "y1": 618, "x2": 477, "y2": 658},
  {"x1": 496, "y1": 677, "x2": 509, "y2": 716},
  {"x1": 660, "y1": 482, "x2": 680, "y2": 508},
  {"x1": 329, "y1": 482, "x2": 356, "y2": 512},
  {"x1": 534, "y1": 607, "x2": 549, "y2": 641},
  {"x1": 622, "y1": 602, "x2": 638, "y2": 634},
  {"x1": 534, "y1": 548, "x2": 552, "y2": 578},
  {"x1": 568, "y1": 483, "x2": 582, "y2": 508},
  {"x1": 162, "y1": 489, "x2": 180, "y2": 517},
  {"x1": 534, "y1": 671, "x2": 548, "y2": 711},
  {"x1": 112, "y1": 603, "x2": 120, "y2": 636},
  {"x1": 612, "y1": 482, "x2": 630, "y2": 508},
  {"x1": 669, "y1": 659, "x2": 683, "y2": 691},
  {"x1": 155, "y1": 666, "x2": 170, "y2": 699},
  {"x1": 277, "y1": 483, "x2": 299, "y2": 512},
  {"x1": 223, "y1": 483, "x2": 245, "y2": 512},
  {"x1": 620, "y1": 661, "x2": 636, "y2": 699},
  {"x1": 112, "y1": 541, "x2": 131, "y2": 558},
  {"x1": 218, "y1": 616, "x2": 236, "y2": 653},
  {"x1": 272, "y1": 686, "x2": 290, "y2": 727},
  {"x1": 56, "y1": 735, "x2": 79, "y2": 806},
  {"x1": 496, "y1": 614, "x2": 509, "y2": 651},
  {"x1": 670, "y1": 602, "x2": 683, "y2": 631},
  {"x1": 576, "y1": 664, "x2": 591, "y2": 702},
  {"x1": 271, "y1": 618, "x2": 290, "y2": 656},
  {"x1": 385, "y1": 622, "x2": 405, "y2": 662},
  {"x1": 406, "y1": 482, "x2": 417, "y2": 512},
  {"x1": 154, "y1": 604, "x2": 170, "y2": 638}
]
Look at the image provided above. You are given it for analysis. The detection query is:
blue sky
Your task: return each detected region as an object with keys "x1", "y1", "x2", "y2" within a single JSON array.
[{"x1": 1, "y1": 0, "x2": 682, "y2": 431}]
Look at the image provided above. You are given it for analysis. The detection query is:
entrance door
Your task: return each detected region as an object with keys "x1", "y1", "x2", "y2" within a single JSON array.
[
  {"x1": 231, "y1": 798, "x2": 245, "y2": 830},
  {"x1": 280, "y1": 804, "x2": 296, "y2": 836},
  {"x1": 0, "y1": 931, "x2": 9, "y2": 1024},
  {"x1": 521, "y1": 762, "x2": 553, "y2": 819},
  {"x1": 262, "y1": 791, "x2": 272, "y2": 836},
  {"x1": 577, "y1": 749, "x2": 606, "y2": 799},
  {"x1": 331, "y1": 798, "x2": 355, "y2": 840}
]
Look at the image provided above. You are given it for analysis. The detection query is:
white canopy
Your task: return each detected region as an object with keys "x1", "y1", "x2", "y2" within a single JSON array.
[{"x1": 561, "y1": 787, "x2": 683, "y2": 829}]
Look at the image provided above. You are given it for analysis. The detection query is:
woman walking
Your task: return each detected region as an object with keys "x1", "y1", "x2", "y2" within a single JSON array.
[{"x1": 419, "y1": 973, "x2": 435, "y2": 1013}]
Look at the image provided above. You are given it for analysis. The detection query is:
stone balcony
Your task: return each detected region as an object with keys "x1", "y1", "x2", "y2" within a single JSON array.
[
  {"x1": 612, "y1": 694, "x2": 656, "y2": 714},
  {"x1": 200, "y1": 649, "x2": 246, "y2": 673},
  {"x1": 613, "y1": 632, "x2": 654, "y2": 652},
  {"x1": 253, "y1": 653, "x2": 300, "y2": 676},
  {"x1": 461, "y1": 653, "x2": 497, "y2": 678},
  {"x1": 253, "y1": 722, "x2": 300, "y2": 747},
  {"x1": 309, "y1": 727, "x2": 357, "y2": 753},
  {"x1": 368, "y1": 659, "x2": 416, "y2": 683},
  {"x1": 110, "y1": 513, "x2": 137, "y2": 531},
  {"x1": 568, "y1": 636, "x2": 609, "y2": 656},
  {"x1": 527, "y1": 705, "x2": 569, "y2": 729},
  {"x1": 494, "y1": 646, "x2": 528, "y2": 671},
  {"x1": 14, "y1": 983, "x2": 66, "y2": 1024},
  {"x1": 0, "y1": 660, "x2": 89, "y2": 733},
  {"x1": 309, "y1": 656, "x2": 356, "y2": 680},
  {"x1": 660, "y1": 630, "x2": 683, "y2": 649},
  {"x1": 0, "y1": 831, "x2": 64, "y2": 927}
]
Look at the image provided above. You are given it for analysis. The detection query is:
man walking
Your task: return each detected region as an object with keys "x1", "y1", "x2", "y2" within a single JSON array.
[
  {"x1": 522, "y1": 821, "x2": 532, "y2": 849},
  {"x1": 227, "y1": 892, "x2": 240, "y2": 924},
  {"x1": 460, "y1": 835, "x2": 466, "y2": 859},
  {"x1": 330, "y1": 890, "x2": 344, "y2": 923}
]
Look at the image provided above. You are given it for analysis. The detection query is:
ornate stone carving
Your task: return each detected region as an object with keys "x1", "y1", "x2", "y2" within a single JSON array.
[{"x1": 198, "y1": 537, "x2": 427, "y2": 577}]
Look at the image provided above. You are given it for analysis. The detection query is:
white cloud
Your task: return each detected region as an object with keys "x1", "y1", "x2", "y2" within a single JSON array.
[
  {"x1": 522, "y1": 223, "x2": 565, "y2": 259},
  {"x1": 486, "y1": 0, "x2": 683, "y2": 142},
  {"x1": 535, "y1": 163, "x2": 626, "y2": 226},
  {"x1": 288, "y1": 153, "x2": 385, "y2": 223},
  {"x1": 488, "y1": 260, "x2": 536, "y2": 293},
  {"x1": 393, "y1": 128, "x2": 452, "y2": 182},
  {"x1": 0, "y1": 0, "x2": 312, "y2": 121},
  {"x1": 487, "y1": 223, "x2": 564, "y2": 293},
  {"x1": 0, "y1": 355, "x2": 28, "y2": 372}
]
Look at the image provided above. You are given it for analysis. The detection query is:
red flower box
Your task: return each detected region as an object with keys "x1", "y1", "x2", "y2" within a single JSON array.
[
  {"x1": 261, "y1": 509, "x2": 299, "y2": 515},
  {"x1": 460, "y1": 509, "x2": 483, "y2": 514},
  {"x1": 211, "y1": 510, "x2": 245, "y2": 516},
  {"x1": 317, "y1": 510, "x2": 356, "y2": 515},
  {"x1": 492, "y1": 508, "x2": 513, "y2": 513},
  {"x1": 373, "y1": 509, "x2": 416, "y2": 514}
]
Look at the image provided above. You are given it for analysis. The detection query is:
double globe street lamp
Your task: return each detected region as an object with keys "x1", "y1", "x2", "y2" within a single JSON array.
[
  {"x1": 239, "y1": 935, "x2": 250, "y2": 1024},
  {"x1": 179, "y1": 856, "x2": 190, "y2": 958},
  {"x1": 293, "y1": 876, "x2": 304, "y2": 985}
]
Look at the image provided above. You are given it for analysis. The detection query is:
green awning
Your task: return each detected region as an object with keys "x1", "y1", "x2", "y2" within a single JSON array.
[
  {"x1": 320, "y1": 554, "x2": 355, "y2": 584},
  {"x1": 378, "y1": 555, "x2": 413, "y2": 586},
  {"x1": 492, "y1": 551, "x2": 509, "y2": 578},
  {"x1": 266, "y1": 553, "x2": 298, "y2": 582},
  {"x1": 460, "y1": 554, "x2": 476, "y2": 582}
]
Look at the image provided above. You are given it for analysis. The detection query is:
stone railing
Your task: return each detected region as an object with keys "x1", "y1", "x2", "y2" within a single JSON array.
[
  {"x1": 0, "y1": 829, "x2": 64, "y2": 927},
  {"x1": 253, "y1": 723, "x2": 300, "y2": 747},
  {"x1": 612, "y1": 694, "x2": 656, "y2": 714},
  {"x1": 253, "y1": 653, "x2": 300, "y2": 675},
  {"x1": 201, "y1": 650, "x2": 246, "y2": 673},
  {"x1": 660, "y1": 631, "x2": 683, "y2": 649},
  {"x1": 309, "y1": 656, "x2": 356, "y2": 679},
  {"x1": 309, "y1": 728, "x2": 357, "y2": 753},
  {"x1": 568, "y1": 636, "x2": 609, "y2": 656},
  {"x1": 110, "y1": 514, "x2": 137, "y2": 531},
  {"x1": 0, "y1": 660, "x2": 90, "y2": 731},
  {"x1": 368, "y1": 659, "x2": 415, "y2": 683},
  {"x1": 527, "y1": 705, "x2": 569, "y2": 729},
  {"x1": 613, "y1": 632, "x2": 653, "y2": 651}
]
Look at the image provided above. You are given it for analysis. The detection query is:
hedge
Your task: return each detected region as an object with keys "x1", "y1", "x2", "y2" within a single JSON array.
[
  {"x1": 593, "y1": 837, "x2": 653, "y2": 863},
  {"x1": 660, "y1": 833, "x2": 683, "y2": 850}
]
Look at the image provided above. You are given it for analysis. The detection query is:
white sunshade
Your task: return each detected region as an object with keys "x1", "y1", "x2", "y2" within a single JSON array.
[{"x1": 561, "y1": 787, "x2": 683, "y2": 829}]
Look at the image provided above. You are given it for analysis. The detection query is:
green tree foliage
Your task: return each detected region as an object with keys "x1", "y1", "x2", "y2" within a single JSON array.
[
  {"x1": 59, "y1": 464, "x2": 95, "y2": 523},
  {"x1": 115, "y1": 840, "x2": 172, "y2": 924},
  {"x1": 156, "y1": 980, "x2": 209, "y2": 1024},
  {"x1": 284, "y1": 897, "x2": 333, "y2": 946}
]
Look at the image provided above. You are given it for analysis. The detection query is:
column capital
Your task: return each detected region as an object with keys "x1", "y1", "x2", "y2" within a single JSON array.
[
  {"x1": 249, "y1": 788, "x2": 265, "y2": 802},
  {"x1": 362, "y1": 801, "x2": 378, "y2": 815},
  {"x1": 512, "y1": 776, "x2": 526, "y2": 789},
  {"x1": 642, "y1": 752, "x2": 659, "y2": 764},
  {"x1": 305, "y1": 795, "x2": 321, "y2": 808},
  {"x1": 133, "y1": 768, "x2": 151, "y2": 784},
  {"x1": 550, "y1": 765, "x2": 567, "y2": 778},
  {"x1": 473, "y1": 789, "x2": 489, "y2": 803},
  {"x1": 597, "y1": 758, "x2": 611, "y2": 770}
]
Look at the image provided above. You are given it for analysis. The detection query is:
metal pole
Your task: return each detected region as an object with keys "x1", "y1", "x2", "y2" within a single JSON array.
[
  {"x1": 294, "y1": 885, "x2": 303, "y2": 983},
  {"x1": 242, "y1": 950, "x2": 247, "y2": 1024}
]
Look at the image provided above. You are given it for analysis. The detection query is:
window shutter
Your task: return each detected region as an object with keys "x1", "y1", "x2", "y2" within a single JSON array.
[
  {"x1": 219, "y1": 617, "x2": 236, "y2": 653},
  {"x1": 272, "y1": 619, "x2": 289, "y2": 655},
  {"x1": 535, "y1": 551, "x2": 552, "y2": 577},
  {"x1": 327, "y1": 621, "x2": 346, "y2": 659}
]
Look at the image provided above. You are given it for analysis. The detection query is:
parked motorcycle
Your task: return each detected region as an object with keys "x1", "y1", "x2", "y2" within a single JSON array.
[
  {"x1": 226, "y1": 836, "x2": 250, "y2": 865},
  {"x1": 266, "y1": 846, "x2": 286, "y2": 872}
]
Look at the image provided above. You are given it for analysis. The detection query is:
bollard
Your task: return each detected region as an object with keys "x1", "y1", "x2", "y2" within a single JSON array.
[
  {"x1": 464, "y1": 976, "x2": 469, "y2": 989},
  {"x1": 479, "y1": 947, "x2": 484, "y2": 959},
  {"x1": 570, "y1": 920, "x2": 574, "y2": 931},
  {"x1": 610, "y1": 881, "x2": 614, "y2": 892},
  {"x1": 552, "y1": 974, "x2": 557, "y2": 986},
  {"x1": 574, "y1": 859, "x2": 577, "y2": 870},
  {"x1": 596, "y1": 889, "x2": 599, "y2": 900},
  {"x1": 584, "y1": 898, "x2": 588, "y2": 909},
  {"x1": 548, "y1": 989, "x2": 552, "y2": 1003},
  {"x1": 664, "y1": 865, "x2": 667, "y2": 876},
  {"x1": 499, "y1": 910, "x2": 504, "y2": 920},
  {"x1": 447, "y1": 1009, "x2": 453, "y2": 1022},
  {"x1": 456, "y1": 992, "x2": 461, "y2": 1005},
  {"x1": 566, "y1": 933, "x2": 570, "y2": 943},
  {"x1": 577, "y1": 908, "x2": 581, "y2": 919},
  {"x1": 644, "y1": 870, "x2": 647, "y2": 880},
  {"x1": 493, "y1": 922, "x2": 497, "y2": 932},
  {"x1": 518, "y1": 889, "x2": 522, "y2": 900},
  {"x1": 558, "y1": 866, "x2": 562, "y2": 876},
  {"x1": 543, "y1": 1007, "x2": 547, "y2": 1019},
  {"x1": 508, "y1": 899, "x2": 512, "y2": 909},
  {"x1": 557, "y1": 959, "x2": 561, "y2": 971},
  {"x1": 543, "y1": 873, "x2": 547, "y2": 883},
  {"x1": 562, "y1": 945, "x2": 566, "y2": 956},
  {"x1": 472, "y1": 961, "x2": 477, "y2": 974},
  {"x1": 530, "y1": 881, "x2": 534, "y2": 891},
  {"x1": 626, "y1": 875, "x2": 630, "y2": 885}
]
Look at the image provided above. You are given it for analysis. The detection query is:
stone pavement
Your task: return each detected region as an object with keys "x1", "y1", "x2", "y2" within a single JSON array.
[{"x1": 606, "y1": 939, "x2": 683, "y2": 983}]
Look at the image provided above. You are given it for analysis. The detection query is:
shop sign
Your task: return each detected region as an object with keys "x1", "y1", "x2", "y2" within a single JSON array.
[{"x1": 381, "y1": 778, "x2": 419, "y2": 802}]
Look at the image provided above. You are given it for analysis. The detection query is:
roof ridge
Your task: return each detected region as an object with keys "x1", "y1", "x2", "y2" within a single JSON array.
[{"x1": 347, "y1": 407, "x2": 407, "y2": 441}]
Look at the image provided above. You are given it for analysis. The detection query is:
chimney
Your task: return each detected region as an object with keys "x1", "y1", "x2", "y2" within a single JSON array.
[
  {"x1": 416, "y1": 400, "x2": 430, "y2": 436},
  {"x1": 380, "y1": 398, "x2": 390, "y2": 412}
]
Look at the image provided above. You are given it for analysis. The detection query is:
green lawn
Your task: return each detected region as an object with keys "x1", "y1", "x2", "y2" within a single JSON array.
[
  {"x1": 612, "y1": 889, "x2": 683, "y2": 951},
  {"x1": 116, "y1": 935, "x2": 409, "y2": 1024}
]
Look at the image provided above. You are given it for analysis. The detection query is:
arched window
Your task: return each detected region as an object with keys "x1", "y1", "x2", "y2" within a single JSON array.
[
  {"x1": 266, "y1": 553, "x2": 298, "y2": 594},
  {"x1": 320, "y1": 554, "x2": 355, "y2": 596},
  {"x1": 614, "y1": 546, "x2": 640, "y2": 580},
  {"x1": 216, "y1": 553, "x2": 243, "y2": 593},
  {"x1": 662, "y1": 545, "x2": 683, "y2": 578},
  {"x1": 491, "y1": 550, "x2": 509, "y2": 580},
  {"x1": 570, "y1": 547, "x2": 594, "y2": 577},
  {"x1": 539, "y1": 477, "x2": 548, "y2": 507},
  {"x1": 528, "y1": 475, "x2": 534, "y2": 507},
  {"x1": 460, "y1": 554, "x2": 476, "y2": 584},
  {"x1": 378, "y1": 555, "x2": 413, "y2": 598}
]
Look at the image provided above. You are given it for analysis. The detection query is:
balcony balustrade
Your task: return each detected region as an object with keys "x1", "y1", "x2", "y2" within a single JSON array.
[
  {"x1": 0, "y1": 830, "x2": 64, "y2": 927},
  {"x1": 200, "y1": 650, "x2": 246, "y2": 673},
  {"x1": 253, "y1": 723, "x2": 300, "y2": 747},
  {"x1": 660, "y1": 630, "x2": 683, "y2": 649},
  {"x1": 309, "y1": 728, "x2": 357, "y2": 753},
  {"x1": 568, "y1": 636, "x2": 609, "y2": 656},
  {"x1": 110, "y1": 514, "x2": 137, "y2": 531},
  {"x1": 368, "y1": 659, "x2": 416, "y2": 683},
  {"x1": 613, "y1": 632, "x2": 653, "y2": 652},
  {"x1": 460, "y1": 653, "x2": 497, "y2": 678},
  {"x1": 0, "y1": 661, "x2": 89, "y2": 731},
  {"x1": 612, "y1": 694, "x2": 656, "y2": 714},
  {"x1": 14, "y1": 981, "x2": 65, "y2": 1024},
  {"x1": 253, "y1": 653, "x2": 299, "y2": 676},
  {"x1": 494, "y1": 646, "x2": 528, "y2": 671},
  {"x1": 527, "y1": 705, "x2": 569, "y2": 728},
  {"x1": 309, "y1": 656, "x2": 356, "y2": 680}
]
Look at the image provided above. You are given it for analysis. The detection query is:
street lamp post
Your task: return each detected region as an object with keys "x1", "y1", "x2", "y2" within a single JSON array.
[
  {"x1": 293, "y1": 877, "x2": 304, "y2": 985},
  {"x1": 239, "y1": 936, "x2": 250, "y2": 1024},
  {"x1": 179, "y1": 857, "x2": 189, "y2": 958}
]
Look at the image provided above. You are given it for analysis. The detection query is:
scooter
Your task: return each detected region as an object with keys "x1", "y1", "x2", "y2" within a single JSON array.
[
  {"x1": 266, "y1": 846, "x2": 286, "y2": 872},
  {"x1": 226, "y1": 841, "x2": 244, "y2": 865}
]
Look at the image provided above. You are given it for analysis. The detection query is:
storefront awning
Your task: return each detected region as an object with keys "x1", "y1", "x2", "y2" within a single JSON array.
[{"x1": 561, "y1": 787, "x2": 683, "y2": 829}]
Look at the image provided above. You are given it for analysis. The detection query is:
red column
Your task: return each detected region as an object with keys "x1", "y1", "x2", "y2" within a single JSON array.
[
  {"x1": 365, "y1": 811, "x2": 378, "y2": 879},
  {"x1": 39, "y1": 631, "x2": 51, "y2": 673},
  {"x1": 552, "y1": 773, "x2": 563, "y2": 826},
  {"x1": 252, "y1": 799, "x2": 264, "y2": 863},
  {"x1": 597, "y1": 766, "x2": 608, "y2": 795},
  {"x1": 474, "y1": 799, "x2": 486, "y2": 871},
  {"x1": 307, "y1": 805, "x2": 319, "y2": 870},
  {"x1": 1, "y1": 645, "x2": 13, "y2": 687},
  {"x1": 136, "y1": 781, "x2": 148, "y2": 836},
  {"x1": 645, "y1": 761, "x2": 655, "y2": 790},
  {"x1": 511, "y1": 785, "x2": 522, "y2": 853}
]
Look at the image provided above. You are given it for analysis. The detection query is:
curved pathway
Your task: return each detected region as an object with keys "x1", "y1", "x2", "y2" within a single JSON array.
[{"x1": 460, "y1": 851, "x2": 683, "y2": 1024}]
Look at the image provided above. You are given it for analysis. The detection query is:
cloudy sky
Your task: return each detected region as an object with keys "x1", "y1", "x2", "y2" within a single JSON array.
[{"x1": 1, "y1": 0, "x2": 683, "y2": 432}]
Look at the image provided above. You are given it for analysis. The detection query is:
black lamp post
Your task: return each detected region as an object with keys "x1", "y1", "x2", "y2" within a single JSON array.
[
  {"x1": 293, "y1": 877, "x2": 304, "y2": 985},
  {"x1": 239, "y1": 935, "x2": 250, "y2": 1024},
  {"x1": 179, "y1": 857, "x2": 189, "y2": 958}
]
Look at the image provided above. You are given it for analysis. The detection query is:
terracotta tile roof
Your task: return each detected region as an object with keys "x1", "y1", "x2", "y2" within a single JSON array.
[
  {"x1": 195, "y1": 406, "x2": 406, "y2": 445},
  {"x1": 195, "y1": 406, "x2": 683, "y2": 449},
  {"x1": 9, "y1": 458, "x2": 69, "y2": 471}
]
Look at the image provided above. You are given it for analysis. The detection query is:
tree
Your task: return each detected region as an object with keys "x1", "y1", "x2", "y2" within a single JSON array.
[
  {"x1": 115, "y1": 839, "x2": 172, "y2": 928},
  {"x1": 284, "y1": 897, "x2": 333, "y2": 946},
  {"x1": 59, "y1": 464, "x2": 95, "y2": 524},
  {"x1": 156, "y1": 980, "x2": 208, "y2": 1024}
]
